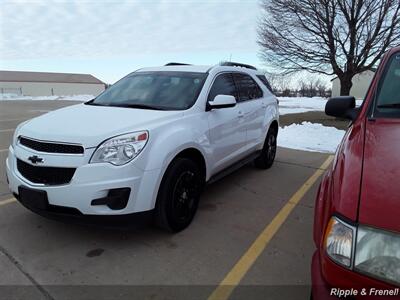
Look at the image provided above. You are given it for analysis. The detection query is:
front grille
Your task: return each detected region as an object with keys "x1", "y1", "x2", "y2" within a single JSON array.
[
  {"x1": 19, "y1": 137, "x2": 84, "y2": 154},
  {"x1": 17, "y1": 159, "x2": 76, "y2": 185}
]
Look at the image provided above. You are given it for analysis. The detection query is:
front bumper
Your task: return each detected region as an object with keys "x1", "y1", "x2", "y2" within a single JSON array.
[
  {"x1": 311, "y1": 250, "x2": 397, "y2": 300},
  {"x1": 6, "y1": 145, "x2": 161, "y2": 216},
  {"x1": 311, "y1": 251, "x2": 344, "y2": 299}
]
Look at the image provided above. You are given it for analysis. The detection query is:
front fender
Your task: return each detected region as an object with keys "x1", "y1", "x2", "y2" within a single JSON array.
[
  {"x1": 134, "y1": 121, "x2": 210, "y2": 209},
  {"x1": 143, "y1": 126, "x2": 209, "y2": 174},
  {"x1": 313, "y1": 169, "x2": 332, "y2": 247}
]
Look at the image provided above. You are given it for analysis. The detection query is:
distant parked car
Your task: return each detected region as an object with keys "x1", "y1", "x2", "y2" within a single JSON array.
[
  {"x1": 6, "y1": 62, "x2": 279, "y2": 232},
  {"x1": 312, "y1": 46, "x2": 400, "y2": 298}
]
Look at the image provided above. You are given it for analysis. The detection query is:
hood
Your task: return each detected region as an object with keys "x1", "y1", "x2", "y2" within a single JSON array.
[
  {"x1": 359, "y1": 118, "x2": 400, "y2": 232},
  {"x1": 18, "y1": 104, "x2": 183, "y2": 147}
]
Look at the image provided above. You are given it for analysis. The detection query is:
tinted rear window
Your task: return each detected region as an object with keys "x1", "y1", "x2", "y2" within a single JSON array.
[
  {"x1": 233, "y1": 73, "x2": 263, "y2": 101},
  {"x1": 256, "y1": 75, "x2": 274, "y2": 93}
]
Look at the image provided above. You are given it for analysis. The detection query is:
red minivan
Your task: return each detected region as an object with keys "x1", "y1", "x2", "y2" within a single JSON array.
[{"x1": 312, "y1": 46, "x2": 400, "y2": 299}]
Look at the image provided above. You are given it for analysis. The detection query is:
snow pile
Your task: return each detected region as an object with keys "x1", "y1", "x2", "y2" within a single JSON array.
[
  {"x1": 278, "y1": 97, "x2": 363, "y2": 115},
  {"x1": 278, "y1": 121, "x2": 346, "y2": 153},
  {"x1": 278, "y1": 97, "x2": 328, "y2": 115},
  {"x1": 0, "y1": 93, "x2": 94, "y2": 101}
]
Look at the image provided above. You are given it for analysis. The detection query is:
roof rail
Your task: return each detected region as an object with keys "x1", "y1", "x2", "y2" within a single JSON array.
[
  {"x1": 220, "y1": 61, "x2": 257, "y2": 70},
  {"x1": 165, "y1": 62, "x2": 191, "y2": 66}
]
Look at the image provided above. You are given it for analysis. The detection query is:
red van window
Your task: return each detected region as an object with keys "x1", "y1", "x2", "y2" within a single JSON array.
[{"x1": 376, "y1": 53, "x2": 400, "y2": 113}]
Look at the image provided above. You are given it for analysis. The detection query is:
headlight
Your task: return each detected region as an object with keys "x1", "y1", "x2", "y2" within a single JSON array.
[
  {"x1": 324, "y1": 216, "x2": 400, "y2": 285},
  {"x1": 90, "y1": 131, "x2": 148, "y2": 166},
  {"x1": 355, "y1": 226, "x2": 400, "y2": 285},
  {"x1": 324, "y1": 217, "x2": 355, "y2": 267}
]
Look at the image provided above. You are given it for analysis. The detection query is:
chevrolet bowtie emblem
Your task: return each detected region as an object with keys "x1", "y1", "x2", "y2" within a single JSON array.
[{"x1": 28, "y1": 155, "x2": 44, "y2": 164}]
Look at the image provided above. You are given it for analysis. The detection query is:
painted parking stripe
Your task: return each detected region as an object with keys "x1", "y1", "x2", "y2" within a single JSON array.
[
  {"x1": 0, "y1": 129, "x2": 14, "y2": 133},
  {"x1": 0, "y1": 149, "x2": 8, "y2": 153},
  {"x1": 208, "y1": 155, "x2": 334, "y2": 300},
  {"x1": 0, "y1": 198, "x2": 17, "y2": 207},
  {"x1": 0, "y1": 118, "x2": 25, "y2": 122}
]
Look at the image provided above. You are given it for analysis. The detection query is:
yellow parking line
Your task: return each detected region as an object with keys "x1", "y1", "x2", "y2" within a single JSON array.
[
  {"x1": 0, "y1": 198, "x2": 17, "y2": 207},
  {"x1": 208, "y1": 155, "x2": 334, "y2": 300},
  {"x1": 0, "y1": 129, "x2": 14, "y2": 133},
  {"x1": 0, "y1": 118, "x2": 25, "y2": 122}
]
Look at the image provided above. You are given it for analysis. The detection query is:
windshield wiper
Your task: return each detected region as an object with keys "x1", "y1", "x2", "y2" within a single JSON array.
[
  {"x1": 377, "y1": 103, "x2": 400, "y2": 109},
  {"x1": 85, "y1": 100, "x2": 169, "y2": 110},
  {"x1": 84, "y1": 99, "x2": 95, "y2": 104},
  {"x1": 84, "y1": 99, "x2": 109, "y2": 106},
  {"x1": 110, "y1": 103, "x2": 168, "y2": 110}
]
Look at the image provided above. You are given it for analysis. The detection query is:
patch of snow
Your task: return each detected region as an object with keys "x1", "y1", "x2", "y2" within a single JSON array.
[
  {"x1": 278, "y1": 121, "x2": 346, "y2": 153},
  {"x1": 278, "y1": 97, "x2": 364, "y2": 115},
  {"x1": 278, "y1": 97, "x2": 327, "y2": 115},
  {"x1": 0, "y1": 93, "x2": 94, "y2": 101}
]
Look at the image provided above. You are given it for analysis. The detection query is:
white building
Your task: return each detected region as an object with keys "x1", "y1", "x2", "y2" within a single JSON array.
[
  {"x1": 0, "y1": 70, "x2": 106, "y2": 97},
  {"x1": 331, "y1": 69, "x2": 375, "y2": 99}
]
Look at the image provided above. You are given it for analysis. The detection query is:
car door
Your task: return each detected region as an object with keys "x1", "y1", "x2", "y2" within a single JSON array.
[
  {"x1": 207, "y1": 73, "x2": 246, "y2": 173},
  {"x1": 233, "y1": 72, "x2": 265, "y2": 150}
]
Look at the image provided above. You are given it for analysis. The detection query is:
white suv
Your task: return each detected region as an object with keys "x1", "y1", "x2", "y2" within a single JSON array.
[{"x1": 6, "y1": 62, "x2": 279, "y2": 231}]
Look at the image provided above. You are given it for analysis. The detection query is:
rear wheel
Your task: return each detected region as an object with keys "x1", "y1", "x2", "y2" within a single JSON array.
[
  {"x1": 155, "y1": 158, "x2": 203, "y2": 232},
  {"x1": 254, "y1": 126, "x2": 277, "y2": 169}
]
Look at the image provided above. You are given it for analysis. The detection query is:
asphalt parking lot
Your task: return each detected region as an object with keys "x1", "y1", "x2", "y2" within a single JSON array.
[{"x1": 0, "y1": 100, "x2": 332, "y2": 300}]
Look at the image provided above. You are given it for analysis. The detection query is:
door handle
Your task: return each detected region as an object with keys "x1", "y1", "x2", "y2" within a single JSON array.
[
  {"x1": 238, "y1": 111, "x2": 244, "y2": 118},
  {"x1": 262, "y1": 103, "x2": 267, "y2": 108}
]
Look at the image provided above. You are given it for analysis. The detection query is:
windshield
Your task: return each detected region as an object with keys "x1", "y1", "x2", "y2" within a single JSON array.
[
  {"x1": 91, "y1": 71, "x2": 207, "y2": 110},
  {"x1": 375, "y1": 52, "x2": 400, "y2": 116}
]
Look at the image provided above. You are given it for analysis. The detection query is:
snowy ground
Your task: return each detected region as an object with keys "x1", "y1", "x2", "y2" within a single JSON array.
[
  {"x1": 278, "y1": 96, "x2": 363, "y2": 115},
  {"x1": 278, "y1": 122, "x2": 345, "y2": 153},
  {"x1": 278, "y1": 97, "x2": 327, "y2": 115},
  {"x1": 277, "y1": 97, "x2": 357, "y2": 153},
  {"x1": 0, "y1": 93, "x2": 94, "y2": 101}
]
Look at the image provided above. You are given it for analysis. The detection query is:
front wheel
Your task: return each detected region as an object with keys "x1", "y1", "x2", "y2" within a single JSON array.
[
  {"x1": 254, "y1": 126, "x2": 277, "y2": 169},
  {"x1": 155, "y1": 158, "x2": 203, "y2": 232}
]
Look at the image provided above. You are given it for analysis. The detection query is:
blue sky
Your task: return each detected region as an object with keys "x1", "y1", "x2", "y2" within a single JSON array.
[{"x1": 0, "y1": 0, "x2": 264, "y2": 83}]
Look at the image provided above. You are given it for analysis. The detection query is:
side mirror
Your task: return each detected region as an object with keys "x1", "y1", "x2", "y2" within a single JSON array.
[
  {"x1": 325, "y1": 96, "x2": 358, "y2": 120},
  {"x1": 207, "y1": 95, "x2": 236, "y2": 110}
]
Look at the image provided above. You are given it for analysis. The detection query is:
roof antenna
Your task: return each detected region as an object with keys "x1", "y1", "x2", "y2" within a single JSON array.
[{"x1": 229, "y1": 54, "x2": 232, "y2": 62}]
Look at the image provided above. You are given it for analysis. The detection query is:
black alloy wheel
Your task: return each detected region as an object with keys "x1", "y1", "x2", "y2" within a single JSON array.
[
  {"x1": 254, "y1": 126, "x2": 277, "y2": 169},
  {"x1": 155, "y1": 158, "x2": 203, "y2": 232}
]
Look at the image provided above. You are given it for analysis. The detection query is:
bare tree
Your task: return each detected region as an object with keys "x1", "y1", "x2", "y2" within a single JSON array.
[
  {"x1": 262, "y1": 71, "x2": 281, "y2": 93},
  {"x1": 297, "y1": 76, "x2": 329, "y2": 97},
  {"x1": 298, "y1": 78, "x2": 316, "y2": 97},
  {"x1": 314, "y1": 78, "x2": 329, "y2": 97},
  {"x1": 262, "y1": 71, "x2": 296, "y2": 95},
  {"x1": 298, "y1": 80, "x2": 308, "y2": 97},
  {"x1": 258, "y1": 0, "x2": 400, "y2": 95}
]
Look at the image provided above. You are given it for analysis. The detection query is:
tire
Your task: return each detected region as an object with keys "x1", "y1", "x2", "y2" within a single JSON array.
[
  {"x1": 155, "y1": 158, "x2": 203, "y2": 232},
  {"x1": 254, "y1": 126, "x2": 277, "y2": 169}
]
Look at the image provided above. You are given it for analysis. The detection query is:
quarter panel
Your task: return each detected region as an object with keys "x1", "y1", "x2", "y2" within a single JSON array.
[{"x1": 330, "y1": 122, "x2": 364, "y2": 221}]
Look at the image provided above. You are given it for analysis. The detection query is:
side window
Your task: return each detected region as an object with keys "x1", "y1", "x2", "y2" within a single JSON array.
[
  {"x1": 376, "y1": 53, "x2": 400, "y2": 109},
  {"x1": 208, "y1": 73, "x2": 237, "y2": 102},
  {"x1": 233, "y1": 73, "x2": 263, "y2": 101},
  {"x1": 256, "y1": 75, "x2": 274, "y2": 94}
]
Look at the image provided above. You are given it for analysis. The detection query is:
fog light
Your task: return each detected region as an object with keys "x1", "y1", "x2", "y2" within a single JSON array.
[{"x1": 91, "y1": 188, "x2": 131, "y2": 210}]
